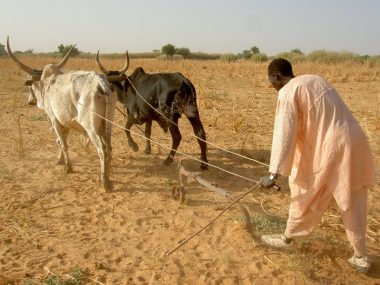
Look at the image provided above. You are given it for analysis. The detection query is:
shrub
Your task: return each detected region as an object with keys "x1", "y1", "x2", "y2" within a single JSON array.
[
  {"x1": 366, "y1": 55, "x2": 380, "y2": 67},
  {"x1": 250, "y1": 53, "x2": 268, "y2": 63},
  {"x1": 306, "y1": 50, "x2": 360, "y2": 63},
  {"x1": 0, "y1": 43, "x2": 6, "y2": 56},
  {"x1": 291, "y1": 48, "x2": 304, "y2": 55},
  {"x1": 219, "y1": 53, "x2": 238, "y2": 62},
  {"x1": 241, "y1": 50, "x2": 252, "y2": 59},
  {"x1": 275, "y1": 51, "x2": 306, "y2": 62},
  {"x1": 156, "y1": 54, "x2": 184, "y2": 60},
  {"x1": 190, "y1": 52, "x2": 220, "y2": 60},
  {"x1": 173, "y1": 54, "x2": 184, "y2": 60},
  {"x1": 176, "y1": 47, "x2": 191, "y2": 58}
]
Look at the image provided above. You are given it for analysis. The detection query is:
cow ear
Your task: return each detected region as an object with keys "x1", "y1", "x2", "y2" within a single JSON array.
[{"x1": 24, "y1": 80, "x2": 34, "y2": 86}]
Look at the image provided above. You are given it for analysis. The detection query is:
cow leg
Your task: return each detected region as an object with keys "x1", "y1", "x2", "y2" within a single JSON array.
[
  {"x1": 56, "y1": 138, "x2": 65, "y2": 165},
  {"x1": 102, "y1": 131, "x2": 113, "y2": 191},
  {"x1": 52, "y1": 120, "x2": 73, "y2": 173},
  {"x1": 86, "y1": 131, "x2": 112, "y2": 191},
  {"x1": 125, "y1": 119, "x2": 139, "y2": 152},
  {"x1": 144, "y1": 120, "x2": 152, "y2": 154},
  {"x1": 164, "y1": 113, "x2": 181, "y2": 166},
  {"x1": 188, "y1": 113, "x2": 208, "y2": 170}
]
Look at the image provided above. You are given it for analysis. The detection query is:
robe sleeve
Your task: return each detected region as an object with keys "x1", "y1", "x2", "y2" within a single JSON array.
[{"x1": 269, "y1": 90, "x2": 299, "y2": 176}]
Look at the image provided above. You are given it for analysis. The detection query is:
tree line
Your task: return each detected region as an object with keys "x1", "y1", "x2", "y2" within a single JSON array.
[{"x1": 1, "y1": 42, "x2": 379, "y2": 65}]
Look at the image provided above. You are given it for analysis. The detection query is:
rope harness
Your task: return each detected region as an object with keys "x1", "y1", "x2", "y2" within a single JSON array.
[
  {"x1": 25, "y1": 76, "x2": 283, "y2": 259},
  {"x1": 78, "y1": 100, "x2": 261, "y2": 183}
]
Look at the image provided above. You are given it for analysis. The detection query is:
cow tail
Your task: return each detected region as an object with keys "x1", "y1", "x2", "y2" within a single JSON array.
[
  {"x1": 106, "y1": 90, "x2": 116, "y2": 176},
  {"x1": 187, "y1": 80, "x2": 197, "y2": 100},
  {"x1": 180, "y1": 80, "x2": 198, "y2": 119},
  {"x1": 98, "y1": 75, "x2": 115, "y2": 175}
]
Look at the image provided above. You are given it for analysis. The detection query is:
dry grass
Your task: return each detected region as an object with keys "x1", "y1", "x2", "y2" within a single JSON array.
[
  {"x1": 15, "y1": 114, "x2": 24, "y2": 158},
  {"x1": 0, "y1": 55, "x2": 379, "y2": 284}
]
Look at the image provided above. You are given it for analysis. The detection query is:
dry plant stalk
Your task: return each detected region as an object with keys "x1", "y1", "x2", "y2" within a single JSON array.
[
  {"x1": 15, "y1": 115, "x2": 24, "y2": 158},
  {"x1": 240, "y1": 134, "x2": 249, "y2": 154}
]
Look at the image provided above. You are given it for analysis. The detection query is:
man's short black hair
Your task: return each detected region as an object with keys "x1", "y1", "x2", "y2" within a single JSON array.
[{"x1": 268, "y1": 58, "x2": 294, "y2": 77}]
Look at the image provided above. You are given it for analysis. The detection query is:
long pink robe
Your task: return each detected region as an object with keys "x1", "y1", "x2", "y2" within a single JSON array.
[{"x1": 269, "y1": 74, "x2": 376, "y2": 213}]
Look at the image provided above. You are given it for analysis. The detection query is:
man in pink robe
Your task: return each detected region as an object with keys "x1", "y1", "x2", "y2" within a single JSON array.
[{"x1": 260, "y1": 58, "x2": 376, "y2": 273}]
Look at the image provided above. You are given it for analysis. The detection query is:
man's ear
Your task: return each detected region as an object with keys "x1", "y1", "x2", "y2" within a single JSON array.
[
  {"x1": 272, "y1": 72, "x2": 282, "y2": 81},
  {"x1": 268, "y1": 72, "x2": 279, "y2": 82}
]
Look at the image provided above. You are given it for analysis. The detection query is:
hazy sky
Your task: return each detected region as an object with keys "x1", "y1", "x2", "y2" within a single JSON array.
[{"x1": 1, "y1": 0, "x2": 379, "y2": 55}]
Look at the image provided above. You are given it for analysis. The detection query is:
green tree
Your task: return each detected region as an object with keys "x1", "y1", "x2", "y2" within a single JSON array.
[
  {"x1": 57, "y1": 44, "x2": 79, "y2": 56},
  {"x1": 242, "y1": 49, "x2": 252, "y2": 59},
  {"x1": 162, "y1": 44, "x2": 176, "y2": 57},
  {"x1": 176, "y1": 47, "x2": 191, "y2": 58},
  {"x1": 0, "y1": 43, "x2": 6, "y2": 56},
  {"x1": 250, "y1": 46, "x2": 260, "y2": 54}
]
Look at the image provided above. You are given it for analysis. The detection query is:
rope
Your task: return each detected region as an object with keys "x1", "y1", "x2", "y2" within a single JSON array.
[
  {"x1": 77, "y1": 100, "x2": 260, "y2": 184},
  {"x1": 165, "y1": 183, "x2": 260, "y2": 257},
  {"x1": 125, "y1": 77, "x2": 270, "y2": 167}
]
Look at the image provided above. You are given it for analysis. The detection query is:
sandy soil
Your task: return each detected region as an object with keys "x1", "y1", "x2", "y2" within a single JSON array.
[{"x1": 0, "y1": 58, "x2": 379, "y2": 284}]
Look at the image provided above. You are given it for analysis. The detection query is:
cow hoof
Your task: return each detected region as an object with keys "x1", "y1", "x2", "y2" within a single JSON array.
[
  {"x1": 163, "y1": 157, "x2": 173, "y2": 166},
  {"x1": 200, "y1": 163, "x2": 208, "y2": 170},
  {"x1": 102, "y1": 179, "x2": 113, "y2": 192},
  {"x1": 130, "y1": 143, "x2": 139, "y2": 152},
  {"x1": 64, "y1": 165, "x2": 73, "y2": 174},
  {"x1": 56, "y1": 158, "x2": 64, "y2": 165},
  {"x1": 172, "y1": 186, "x2": 187, "y2": 204},
  {"x1": 144, "y1": 148, "x2": 152, "y2": 155}
]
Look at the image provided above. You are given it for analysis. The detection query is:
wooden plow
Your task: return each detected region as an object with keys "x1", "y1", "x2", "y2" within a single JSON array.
[{"x1": 172, "y1": 160, "x2": 253, "y2": 233}]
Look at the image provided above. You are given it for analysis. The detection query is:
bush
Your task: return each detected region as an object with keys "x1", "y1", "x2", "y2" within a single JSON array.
[
  {"x1": 189, "y1": 52, "x2": 220, "y2": 60},
  {"x1": 156, "y1": 54, "x2": 168, "y2": 60},
  {"x1": 291, "y1": 48, "x2": 304, "y2": 55},
  {"x1": 306, "y1": 50, "x2": 359, "y2": 63},
  {"x1": 366, "y1": 55, "x2": 380, "y2": 67},
  {"x1": 250, "y1": 53, "x2": 268, "y2": 63},
  {"x1": 219, "y1": 53, "x2": 238, "y2": 62},
  {"x1": 275, "y1": 51, "x2": 306, "y2": 62},
  {"x1": 0, "y1": 43, "x2": 6, "y2": 56},
  {"x1": 241, "y1": 50, "x2": 252, "y2": 59},
  {"x1": 176, "y1": 47, "x2": 191, "y2": 58},
  {"x1": 156, "y1": 54, "x2": 184, "y2": 60},
  {"x1": 173, "y1": 54, "x2": 184, "y2": 60}
]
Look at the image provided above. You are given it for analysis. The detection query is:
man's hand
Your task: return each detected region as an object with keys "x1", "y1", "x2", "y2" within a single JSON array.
[{"x1": 260, "y1": 173, "x2": 278, "y2": 188}]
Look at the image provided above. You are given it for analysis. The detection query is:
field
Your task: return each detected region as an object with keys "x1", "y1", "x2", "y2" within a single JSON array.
[{"x1": 0, "y1": 56, "x2": 379, "y2": 284}]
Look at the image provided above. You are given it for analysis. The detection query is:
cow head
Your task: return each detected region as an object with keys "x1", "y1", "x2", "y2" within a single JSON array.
[
  {"x1": 96, "y1": 51, "x2": 130, "y2": 103},
  {"x1": 7, "y1": 37, "x2": 76, "y2": 106}
]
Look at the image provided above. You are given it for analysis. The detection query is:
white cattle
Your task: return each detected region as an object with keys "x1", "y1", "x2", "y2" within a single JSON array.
[{"x1": 7, "y1": 37, "x2": 116, "y2": 191}]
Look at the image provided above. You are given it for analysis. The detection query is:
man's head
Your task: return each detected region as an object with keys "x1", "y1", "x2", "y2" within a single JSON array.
[{"x1": 267, "y1": 58, "x2": 295, "y2": 91}]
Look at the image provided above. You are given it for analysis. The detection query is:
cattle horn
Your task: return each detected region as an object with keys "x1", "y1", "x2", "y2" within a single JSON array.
[
  {"x1": 6, "y1": 36, "x2": 40, "y2": 75},
  {"x1": 96, "y1": 50, "x2": 110, "y2": 75},
  {"x1": 56, "y1": 44, "x2": 76, "y2": 70},
  {"x1": 118, "y1": 50, "x2": 129, "y2": 74}
]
